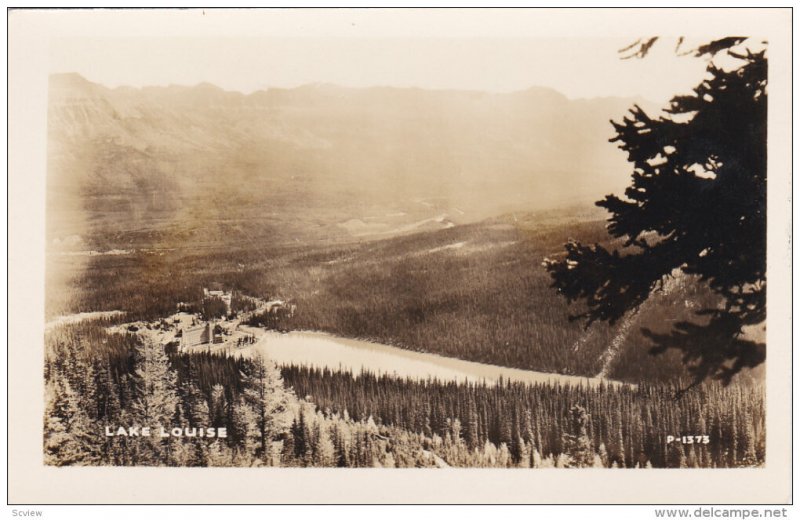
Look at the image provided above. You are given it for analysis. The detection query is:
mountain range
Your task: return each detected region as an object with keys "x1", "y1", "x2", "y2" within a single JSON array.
[{"x1": 47, "y1": 73, "x2": 651, "y2": 250}]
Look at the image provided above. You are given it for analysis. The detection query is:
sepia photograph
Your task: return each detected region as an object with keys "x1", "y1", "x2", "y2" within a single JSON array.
[{"x1": 7, "y1": 6, "x2": 793, "y2": 505}]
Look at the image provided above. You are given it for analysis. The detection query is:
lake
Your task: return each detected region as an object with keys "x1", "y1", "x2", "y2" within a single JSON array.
[
  {"x1": 254, "y1": 330, "x2": 626, "y2": 388},
  {"x1": 46, "y1": 310, "x2": 125, "y2": 332}
]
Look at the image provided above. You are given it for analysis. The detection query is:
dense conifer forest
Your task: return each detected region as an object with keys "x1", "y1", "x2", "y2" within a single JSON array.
[
  {"x1": 49, "y1": 216, "x2": 709, "y2": 385},
  {"x1": 283, "y1": 366, "x2": 764, "y2": 468},
  {"x1": 41, "y1": 36, "x2": 771, "y2": 474},
  {"x1": 45, "y1": 322, "x2": 764, "y2": 468}
]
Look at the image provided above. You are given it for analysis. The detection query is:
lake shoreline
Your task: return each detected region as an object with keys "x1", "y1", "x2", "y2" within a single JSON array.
[{"x1": 250, "y1": 329, "x2": 631, "y2": 389}]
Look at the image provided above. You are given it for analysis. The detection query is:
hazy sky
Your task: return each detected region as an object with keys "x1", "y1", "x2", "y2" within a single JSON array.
[
  {"x1": 39, "y1": 9, "x2": 729, "y2": 104},
  {"x1": 51, "y1": 35, "x2": 710, "y2": 104}
]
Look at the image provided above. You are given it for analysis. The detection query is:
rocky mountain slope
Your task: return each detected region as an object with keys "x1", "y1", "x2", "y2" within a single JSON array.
[{"x1": 47, "y1": 73, "x2": 648, "y2": 250}]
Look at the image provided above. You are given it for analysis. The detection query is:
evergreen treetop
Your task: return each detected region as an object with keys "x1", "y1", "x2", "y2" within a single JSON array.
[{"x1": 545, "y1": 38, "x2": 767, "y2": 389}]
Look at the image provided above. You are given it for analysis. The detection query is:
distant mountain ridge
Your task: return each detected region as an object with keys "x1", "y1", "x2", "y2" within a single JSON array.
[{"x1": 47, "y1": 73, "x2": 648, "y2": 249}]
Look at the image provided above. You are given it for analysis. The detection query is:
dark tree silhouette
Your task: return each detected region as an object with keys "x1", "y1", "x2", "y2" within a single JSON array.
[
  {"x1": 546, "y1": 38, "x2": 767, "y2": 390},
  {"x1": 562, "y1": 405, "x2": 595, "y2": 467},
  {"x1": 201, "y1": 296, "x2": 227, "y2": 320}
]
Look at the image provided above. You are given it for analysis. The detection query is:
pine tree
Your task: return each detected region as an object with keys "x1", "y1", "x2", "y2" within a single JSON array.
[
  {"x1": 209, "y1": 384, "x2": 228, "y2": 428},
  {"x1": 739, "y1": 410, "x2": 759, "y2": 467},
  {"x1": 131, "y1": 339, "x2": 179, "y2": 425},
  {"x1": 178, "y1": 359, "x2": 211, "y2": 428},
  {"x1": 93, "y1": 361, "x2": 122, "y2": 463},
  {"x1": 545, "y1": 38, "x2": 767, "y2": 388},
  {"x1": 561, "y1": 405, "x2": 595, "y2": 468},
  {"x1": 597, "y1": 442, "x2": 609, "y2": 468},
  {"x1": 44, "y1": 376, "x2": 102, "y2": 466},
  {"x1": 667, "y1": 442, "x2": 687, "y2": 468},
  {"x1": 332, "y1": 422, "x2": 350, "y2": 467},
  {"x1": 230, "y1": 400, "x2": 259, "y2": 461},
  {"x1": 241, "y1": 354, "x2": 293, "y2": 464},
  {"x1": 206, "y1": 439, "x2": 233, "y2": 467},
  {"x1": 465, "y1": 400, "x2": 479, "y2": 450},
  {"x1": 531, "y1": 447, "x2": 542, "y2": 468},
  {"x1": 728, "y1": 402, "x2": 739, "y2": 467},
  {"x1": 509, "y1": 407, "x2": 522, "y2": 463},
  {"x1": 315, "y1": 420, "x2": 336, "y2": 467},
  {"x1": 129, "y1": 338, "x2": 180, "y2": 465}
]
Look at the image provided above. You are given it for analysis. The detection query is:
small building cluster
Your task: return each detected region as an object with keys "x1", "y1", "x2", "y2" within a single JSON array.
[
  {"x1": 180, "y1": 322, "x2": 218, "y2": 349},
  {"x1": 176, "y1": 287, "x2": 232, "y2": 351},
  {"x1": 173, "y1": 288, "x2": 294, "y2": 352}
]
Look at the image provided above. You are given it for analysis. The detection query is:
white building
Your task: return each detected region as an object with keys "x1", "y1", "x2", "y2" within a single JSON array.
[{"x1": 181, "y1": 322, "x2": 212, "y2": 350}]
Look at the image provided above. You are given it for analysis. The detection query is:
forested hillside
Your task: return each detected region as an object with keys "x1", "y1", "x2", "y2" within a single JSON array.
[
  {"x1": 48, "y1": 210, "x2": 752, "y2": 385},
  {"x1": 45, "y1": 321, "x2": 764, "y2": 468},
  {"x1": 283, "y1": 366, "x2": 763, "y2": 468}
]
